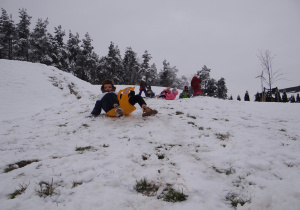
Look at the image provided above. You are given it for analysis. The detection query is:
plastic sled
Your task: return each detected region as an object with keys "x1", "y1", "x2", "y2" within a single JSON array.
[{"x1": 106, "y1": 87, "x2": 136, "y2": 117}]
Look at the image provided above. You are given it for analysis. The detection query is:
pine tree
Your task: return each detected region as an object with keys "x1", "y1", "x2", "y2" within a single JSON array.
[
  {"x1": 96, "y1": 56, "x2": 108, "y2": 84},
  {"x1": 89, "y1": 51, "x2": 100, "y2": 84},
  {"x1": 66, "y1": 31, "x2": 81, "y2": 73},
  {"x1": 123, "y1": 47, "x2": 140, "y2": 85},
  {"x1": 15, "y1": 8, "x2": 31, "y2": 61},
  {"x1": 274, "y1": 91, "x2": 281, "y2": 102},
  {"x1": 51, "y1": 25, "x2": 67, "y2": 70},
  {"x1": 206, "y1": 78, "x2": 217, "y2": 97},
  {"x1": 175, "y1": 75, "x2": 189, "y2": 90},
  {"x1": 141, "y1": 50, "x2": 152, "y2": 81},
  {"x1": 237, "y1": 95, "x2": 241, "y2": 101},
  {"x1": 75, "y1": 32, "x2": 98, "y2": 82},
  {"x1": 296, "y1": 93, "x2": 300, "y2": 103},
  {"x1": 149, "y1": 63, "x2": 159, "y2": 85},
  {"x1": 282, "y1": 91, "x2": 288, "y2": 103},
  {"x1": 254, "y1": 92, "x2": 260, "y2": 102},
  {"x1": 101, "y1": 42, "x2": 124, "y2": 84},
  {"x1": 216, "y1": 77, "x2": 228, "y2": 99},
  {"x1": 197, "y1": 65, "x2": 211, "y2": 94},
  {"x1": 244, "y1": 91, "x2": 250, "y2": 101},
  {"x1": 290, "y1": 95, "x2": 295, "y2": 103},
  {"x1": 159, "y1": 60, "x2": 178, "y2": 87},
  {"x1": 29, "y1": 18, "x2": 52, "y2": 64},
  {"x1": 229, "y1": 95, "x2": 233, "y2": 100},
  {"x1": 0, "y1": 8, "x2": 16, "y2": 59}
]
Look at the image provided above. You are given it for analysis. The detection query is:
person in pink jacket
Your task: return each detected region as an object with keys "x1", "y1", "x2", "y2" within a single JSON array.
[{"x1": 157, "y1": 87, "x2": 178, "y2": 100}]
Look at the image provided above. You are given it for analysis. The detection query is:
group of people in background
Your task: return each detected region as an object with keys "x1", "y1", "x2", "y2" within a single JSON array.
[
  {"x1": 235, "y1": 89, "x2": 300, "y2": 103},
  {"x1": 178, "y1": 74, "x2": 203, "y2": 99},
  {"x1": 145, "y1": 74, "x2": 203, "y2": 100},
  {"x1": 138, "y1": 76, "x2": 155, "y2": 98}
]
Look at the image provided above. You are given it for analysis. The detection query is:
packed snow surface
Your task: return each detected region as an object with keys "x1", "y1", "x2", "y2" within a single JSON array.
[{"x1": 0, "y1": 60, "x2": 300, "y2": 210}]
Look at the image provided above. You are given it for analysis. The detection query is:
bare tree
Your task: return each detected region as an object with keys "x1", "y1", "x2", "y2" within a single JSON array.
[{"x1": 257, "y1": 50, "x2": 284, "y2": 91}]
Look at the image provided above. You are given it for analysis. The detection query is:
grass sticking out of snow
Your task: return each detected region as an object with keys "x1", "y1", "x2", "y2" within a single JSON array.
[
  {"x1": 8, "y1": 183, "x2": 29, "y2": 199},
  {"x1": 225, "y1": 193, "x2": 250, "y2": 207},
  {"x1": 158, "y1": 187, "x2": 188, "y2": 203},
  {"x1": 135, "y1": 178, "x2": 159, "y2": 197},
  {"x1": 4, "y1": 160, "x2": 39, "y2": 173},
  {"x1": 75, "y1": 146, "x2": 95, "y2": 152},
  {"x1": 36, "y1": 178, "x2": 56, "y2": 197}
]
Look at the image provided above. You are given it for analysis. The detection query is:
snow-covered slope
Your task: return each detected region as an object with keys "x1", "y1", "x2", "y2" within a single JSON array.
[{"x1": 0, "y1": 59, "x2": 300, "y2": 210}]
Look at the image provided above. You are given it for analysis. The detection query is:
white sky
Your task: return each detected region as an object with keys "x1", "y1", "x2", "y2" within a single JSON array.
[{"x1": 1, "y1": 0, "x2": 300, "y2": 98}]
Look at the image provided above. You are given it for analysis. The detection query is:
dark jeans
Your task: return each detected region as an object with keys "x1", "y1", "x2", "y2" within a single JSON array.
[
  {"x1": 129, "y1": 94, "x2": 146, "y2": 107},
  {"x1": 138, "y1": 89, "x2": 148, "y2": 97},
  {"x1": 91, "y1": 92, "x2": 146, "y2": 116}
]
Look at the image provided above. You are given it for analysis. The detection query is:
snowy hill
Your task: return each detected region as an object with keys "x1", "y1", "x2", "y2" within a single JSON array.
[{"x1": 0, "y1": 59, "x2": 300, "y2": 210}]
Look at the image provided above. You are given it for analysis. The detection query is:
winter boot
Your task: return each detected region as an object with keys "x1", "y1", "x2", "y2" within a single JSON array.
[
  {"x1": 142, "y1": 106, "x2": 158, "y2": 117},
  {"x1": 115, "y1": 107, "x2": 124, "y2": 118},
  {"x1": 86, "y1": 114, "x2": 96, "y2": 118}
]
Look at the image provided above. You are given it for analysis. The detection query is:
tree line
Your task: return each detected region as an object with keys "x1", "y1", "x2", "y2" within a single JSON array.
[{"x1": 0, "y1": 8, "x2": 228, "y2": 99}]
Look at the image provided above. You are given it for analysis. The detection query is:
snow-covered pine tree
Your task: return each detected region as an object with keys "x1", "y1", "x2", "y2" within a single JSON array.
[
  {"x1": 94, "y1": 56, "x2": 108, "y2": 84},
  {"x1": 237, "y1": 95, "x2": 241, "y2": 101},
  {"x1": 29, "y1": 18, "x2": 52, "y2": 64},
  {"x1": 123, "y1": 47, "x2": 140, "y2": 85},
  {"x1": 149, "y1": 63, "x2": 159, "y2": 85},
  {"x1": 66, "y1": 31, "x2": 81, "y2": 73},
  {"x1": 216, "y1": 77, "x2": 228, "y2": 99},
  {"x1": 75, "y1": 32, "x2": 98, "y2": 82},
  {"x1": 206, "y1": 78, "x2": 217, "y2": 97},
  {"x1": 15, "y1": 8, "x2": 31, "y2": 61},
  {"x1": 174, "y1": 75, "x2": 189, "y2": 90},
  {"x1": 101, "y1": 42, "x2": 123, "y2": 84},
  {"x1": 159, "y1": 60, "x2": 178, "y2": 87},
  {"x1": 51, "y1": 25, "x2": 68, "y2": 70},
  {"x1": 0, "y1": 8, "x2": 16, "y2": 60},
  {"x1": 141, "y1": 50, "x2": 152, "y2": 82},
  {"x1": 197, "y1": 65, "x2": 211, "y2": 94},
  {"x1": 89, "y1": 51, "x2": 100, "y2": 84}
]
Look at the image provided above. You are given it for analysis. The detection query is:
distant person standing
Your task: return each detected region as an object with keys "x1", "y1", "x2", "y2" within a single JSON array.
[
  {"x1": 244, "y1": 91, "x2": 250, "y2": 101},
  {"x1": 191, "y1": 74, "x2": 203, "y2": 96},
  {"x1": 139, "y1": 76, "x2": 147, "y2": 96}
]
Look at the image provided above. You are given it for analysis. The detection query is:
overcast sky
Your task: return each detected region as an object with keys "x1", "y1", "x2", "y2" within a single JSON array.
[{"x1": 2, "y1": 0, "x2": 300, "y2": 97}]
